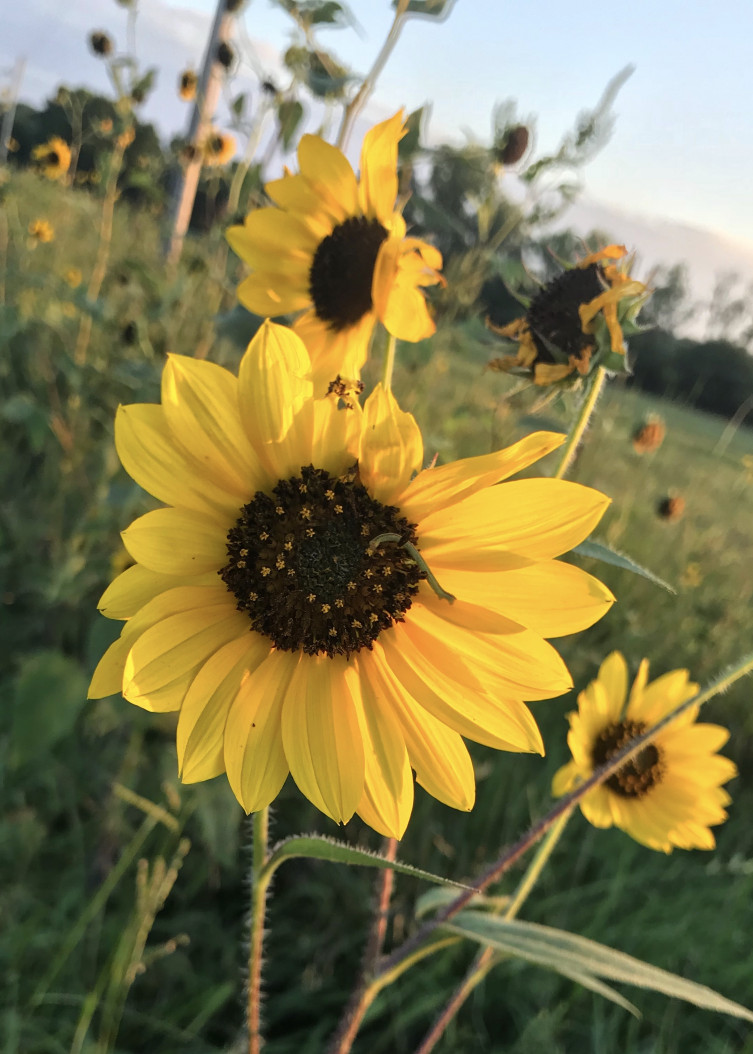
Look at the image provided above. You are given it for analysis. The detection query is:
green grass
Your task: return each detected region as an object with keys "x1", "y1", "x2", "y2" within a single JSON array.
[{"x1": 3, "y1": 169, "x2": 753, "y2": 1054}]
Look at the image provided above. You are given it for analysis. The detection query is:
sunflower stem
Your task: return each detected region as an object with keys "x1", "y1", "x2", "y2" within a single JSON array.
[
  {"x1": 376, "y1": 652, "x2": 753, "y2": 988},
  {"x1": 381, "y1": 332, "x2": 398, "y2": 393},
  {"x1": 413, "y1": 810, "x2": 573, "y2": 1054},
  {"x1": 247, "y1": 806, "x2": 271, "y2": 1054},
  {"x1": 553, "y1": 365, "x2": 608, "y2": 479}
]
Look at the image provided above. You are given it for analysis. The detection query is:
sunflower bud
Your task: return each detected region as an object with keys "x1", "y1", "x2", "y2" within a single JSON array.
[
  {"x1": 632, "y1": 417, "x2": 665, "y2": 454},
  {"x1": 657, "y1": 495, "x2": 685, "y2": 522},
  {"x1": 89, "y1": 31, "x2": 113, "y2": 57},
  {"x1": 495, "y1": 124, "x2": 529, "y2": 166},
  {"x1": 179, "y1": 69, "x2": 198, "y2": 101},
  {"x1": 216, "y1": 42, "x2": 234, "y2": 70}
]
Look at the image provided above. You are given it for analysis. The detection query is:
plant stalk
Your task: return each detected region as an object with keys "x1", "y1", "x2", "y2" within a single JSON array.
[
  {"x1": 553, "y1": 365, "x2": 608, "y2": 479},
  {"x1": 248, "y1": 807, "x2": 271, "y2": 1054}
]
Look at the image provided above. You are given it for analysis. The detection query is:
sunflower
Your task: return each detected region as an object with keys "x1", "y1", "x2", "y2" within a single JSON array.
[
  {"x1": 552, "y1": 652, "x2": 737, "y2": 852},
  {"x1": 89, "y1": 322, "x2": 613, "y2": 837},
  {"x1": 31, "y1": 137, "x2": 71, "y2": 182},
  {"x1": 179, "y1": 69, "x2": 198, "y2": 102},
  {"x1": 489, "y1": 246, "x2": 647, "y2": 386},
  {"x1": 28, "y1": 219, "x2": 55, "y2": 245},
  {"x1": 202, "y1": 129, "x2": 236, "y2": 167},
  {"x1": 226, "y1": 112, "x2": 443, "y2": 391}
]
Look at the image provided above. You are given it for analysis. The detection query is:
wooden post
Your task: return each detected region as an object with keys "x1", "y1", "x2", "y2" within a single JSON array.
[
  {"x1": 0, "y1": 58, "x2": 27, "y2": 165},
  {"x1": 164, "y1": 0, "x2": 234, "y2": 267}
]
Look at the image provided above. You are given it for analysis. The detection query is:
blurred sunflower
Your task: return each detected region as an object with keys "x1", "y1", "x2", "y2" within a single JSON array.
[
  {"x1": 489, "y1": 246, "x2": 647, "y2": 386},
  {"x1": 31, "y1": 137, "x2": 71, "y2": 182},
  {"x1": 553, "y1": 652, "x2": 736, "y2": 852},
  {"x1": 203, "y1": 129, "x2": 236, "y2": 166},
  {"x1": 179, "y1": 69, "x2": 198, "y2": 101},
  {"x1": 226, "y1": 112, "x2": 443, "y2": 391},
  {"x1": 90, "y1": 322, "x2": 613, "y2": 837},
  {"x1": 28, "y1": 219, "x2": 54, "y2": 245}
]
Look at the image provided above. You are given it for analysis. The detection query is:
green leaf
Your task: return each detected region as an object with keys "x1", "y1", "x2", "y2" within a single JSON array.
[
  {"x1": 398, "y1": 106, "x2": 426, "y2": 161},
  {"x1": 277, "y1": 99, "x2": 305, "y2": 150},
  {"x1": 395, "y1": 0, "x2": 454, "y2": 17},
  {"x1": 267, "y1": 835, "x2": 472, "y2": 890},
  {"x1": 231, "y1": 93, "x2": 247, "y2": 118},
  {"x1": 415, "y1": 886, "x2": 509, "y2": 920},
  {"x1": 444, "y1": 913, "x2": 753, "y2": 1023},
  {"x1": 10, "y1": 650, "x2": 88, "y2": 767},
  {"x1": 572, "y1": 540, "x2": 676, "y2": 594}
]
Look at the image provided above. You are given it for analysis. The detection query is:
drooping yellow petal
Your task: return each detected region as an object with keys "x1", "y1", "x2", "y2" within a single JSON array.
[
  {"x1": 281, "y1": 654, "x2": 365, "y2": 824},
  {"x1": 178, "y1": 634, "x2": 270, "y2": 783},
  {"x1": 398, "y1": 431, "x2": 566, "y2": 522},
  {"x1": 115, "y1": 404, "x2": 240, "y2": 518},
  {"x1": 121, "y1": 507, "x2": 230, "y2": 576},
  {"x1": 353, "y1": 660, "x2": 413, "y2": 839},
  {"x1": 161, "y1": 355, "x2": 264, "y2": 498},
  {"x1": 294, "y1": 310, "x2": 375, "y2": 394},
  {"x1": 224, "y1": 648, "x2": 297, "y2": 812},
  {"x1": 357, "y1": 110, "x2": 403, "y2": 224},
  {"x1": 360, "y1": 648, "x2": 475, "y2": 812},
  {"x1": 418, "y1": 478, "x2": 610, "y2": 561},
  {"x1": 359, "y1": 384, "x2": 423, "y2": 505}
]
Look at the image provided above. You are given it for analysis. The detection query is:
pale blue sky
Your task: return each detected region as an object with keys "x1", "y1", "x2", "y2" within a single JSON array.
[{"x1": 175, "y1": 0, "x2": 753, "y2": 246}]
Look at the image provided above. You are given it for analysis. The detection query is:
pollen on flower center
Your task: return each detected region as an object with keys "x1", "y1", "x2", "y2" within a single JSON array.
[
  {"x1": 592, "y1": 719, "x2": 664, "y2": 798},
  {"x1": 309, "y1": 216, "x2": 388, "y2": 331},
  {"x1": 220, "y1": 463, "x2": 424, "y2": 657},
  {"x1": 527, "y1": 264, "x2": 605, "y2": 361}
]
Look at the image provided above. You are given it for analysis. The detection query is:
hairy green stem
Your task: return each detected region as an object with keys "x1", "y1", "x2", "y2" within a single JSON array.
[
  {"x1": 553, "y1": 366, "x2": 608, "y2": 479},
  {"x1": 248, "y1": 807, "x2": 271, "y2": 1054}
]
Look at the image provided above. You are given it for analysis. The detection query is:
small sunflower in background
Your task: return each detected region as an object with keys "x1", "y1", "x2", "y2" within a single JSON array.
[
  {"x1": 89, "y1": 321, "x2": 614, "y2": 838},
  {"x1": 489, "y1": 245, "x2": 648, "y2": 386},
  {"x1": 227, "y1": 111, "x2": 443, "y2": 391},
  {"x1": 632, "y1": 415, "x2": 665, "y2": 454},
  {"x1": 657, "y1": 494, "x2": 685, "y2": 522},
  {"x1": 31, "y1": 137, "x2": 72, "y2": 182},
  {"x1": 553, "y1": 652, "x2": 736, "y2": 852},
  {"x1": 202, "y1": 129, "x2": 236, "y2": 166},
  {"x1": 28, "y1": 219, "x2": 55, "y2": 246},
  {"x1": 179, "y1": 69, "x2": 198, "y2": 102}
]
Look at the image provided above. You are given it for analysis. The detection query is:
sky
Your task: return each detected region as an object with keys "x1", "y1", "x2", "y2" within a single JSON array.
[{"x1": 4, "y1": 0, "x2": 753, "y2": 253}]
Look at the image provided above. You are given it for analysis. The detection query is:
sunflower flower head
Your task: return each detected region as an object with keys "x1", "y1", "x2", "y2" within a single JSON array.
[
  {"x1": 89, "y1": 321, "x2": 614, "y2": 838},
  {"x1": 179, "y1": 69, "x2": 198, "y2": 102},
  {"x1": 632, "y1": 415, "x2": 665, "y2": 454},
  {"x1": 31, "y1": 137, "x2": 72, "y2": 182},
  {"x1": 226, "y1": 111, "x2": 444, "y2": 393},
  {"x1": 202, "y1": 129, "x2": 236, "y2": 167},
  {"x1": 488, "y1": 246, "x2": 648, "y2": 387},
  {"x1": 28, "y1": 219, "x2": 55, "y2": 246},
  {"x1": 553, "y1": 652, "x2": 737, "y2": 852}
]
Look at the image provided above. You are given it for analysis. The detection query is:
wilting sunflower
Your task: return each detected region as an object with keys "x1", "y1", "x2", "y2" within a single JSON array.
[
  {"x1": 226, "y1": 112, "x2": 443, "y2": 391},
  {"x1": 202, "y1": 129, "x2": 236, "y2": 167},
  {"x1": 90, "y1": 322, "x2": 613, "y2": 837},
  {"x1": 28, "y1": 219, "x2": 55, "y2": 245},
  {"x1": 489, "y1": 246, "x2": 647, "y2": 386},
  {"x1": 31, "y1": 137, "x2": 71, "y2": 182},
  {"x1": 553, "y1": 652, "x2": 736, "y2": 852}
]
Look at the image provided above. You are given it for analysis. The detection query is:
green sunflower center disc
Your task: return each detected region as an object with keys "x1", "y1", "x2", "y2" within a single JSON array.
[
  {"x1": 592, "y1": 720, "x2": 663, "y2": 798},
  {"x1": 220, "y1": 463, "x2": 423, "y2": 657},
  {"x1": 526, "y1": 263, "x2": 605, "y2": 362},
  {"x1": 309, "y1": 216, "x2": 388, "y2": 331}
]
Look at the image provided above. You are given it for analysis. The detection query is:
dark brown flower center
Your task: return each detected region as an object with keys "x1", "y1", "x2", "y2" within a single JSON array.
[
  {"x1": 220, "y1": 463, "x2": 423, "y2": 657},
  {"x1": 592, "y1": 719, "x2": 663, "y2": 799},
  {"x1": 527, "y1": 264, "x2": 605, "y2": 362},
  {"x1": 309, "y1": 216, "x2": 388, "y2": 331}
]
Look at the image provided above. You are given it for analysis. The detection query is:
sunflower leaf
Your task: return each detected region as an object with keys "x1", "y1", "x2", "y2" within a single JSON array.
[
  {"x1": 572, "y1": 540, "x2": 676, "y2": 594},
  {"x1": 266, "y1": 834, "x2": 472, "y2": 889},
  {"x1": 443, "y1": 913, "x2": 753, "y2": 1022}
]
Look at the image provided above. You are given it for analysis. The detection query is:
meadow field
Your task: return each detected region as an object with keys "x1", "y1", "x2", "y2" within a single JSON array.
[{"x1": 3, "y1": 169, "x2": 753, "y2": 1054}]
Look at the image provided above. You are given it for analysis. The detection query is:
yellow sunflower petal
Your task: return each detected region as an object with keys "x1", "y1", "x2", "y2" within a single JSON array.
[
  {"x1": 359, "y1": 384, "x2": 423, "y2": 505},
  {"x1": 294, "y1": 310, "x2": 375, "y2": 393},
  {"x1": 377, "y1": 631, "x2": 543, "y2": 754},
  {"x1": 433, "y1": 561, "x2": 614, "y2": 639},
  {"x1": 354, "y1": 659, "x2": 413, "y2": 838},
  {"x1": 227, "y1": 207, "x2": 321, "y2": 266},
  {"x1": 577, "y1": 244, "x2": 627, "y2": 268},
  {"x1": 360, "y1": 649, "x2": 475, "y2": 812},
  {"x1": 382, "y1": 274, "x2": 436, "y2": 343},
  {"x1": 237, "y1": 321, "x2": 313, "y2": 478},
  {"x1": 597, "y1": 652, "x2": 629, "y2": 716},
  {"x1": 121, "y1": 507, "x2": 229, "y2": 575},
  {"x1": 551, "y1": 760, "x2": 580, "y2": 796},
  {"x1": 579, "y1": 786, "x2": 617, "y2": 829},
  {"x1": 281, "y1": 654, "x2": 364, "y2": 824},
  {"x1": 98, "y1": 564, "x2": 200, "y2": 621},
  {"x1": 161, "y1": 355, "x2": 264, "y2": 497},
  {"x1": 236, "y1": 273, "x2": 313, "y2": 318},
  {"x1": 178, "y1": 634, "x2": 270, "y2": 783},
  {"x1": 418, "y1": 478, "x2": 610, "y2": 561},
  {"x1": 223, "y1": 648, "x2": 297, "y2": 812},
  {"x1": 628, "y1": 669, "x2": 697, "y2": 723},
  {"x1": 533, "y1": 362, "x2": 576, "y2": 385},
  {"x1": 357, "y1": 110, "x2": 403, "y2": 224},
  {"x1": 115, "y1": 404, "x2": 239, "y2": 518},
  {"x1": 265, "y1": 172, "x2": 338, "y2": 228},
  {"x1": 398, "y1": 431, "x2": 566, "y2": 522},
  {"x1": 297, "y1": 133, "x2": 359, "y2": 221},
  {"x1": 123, "y1": 605, "x2": 247, "y2": 710}
]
